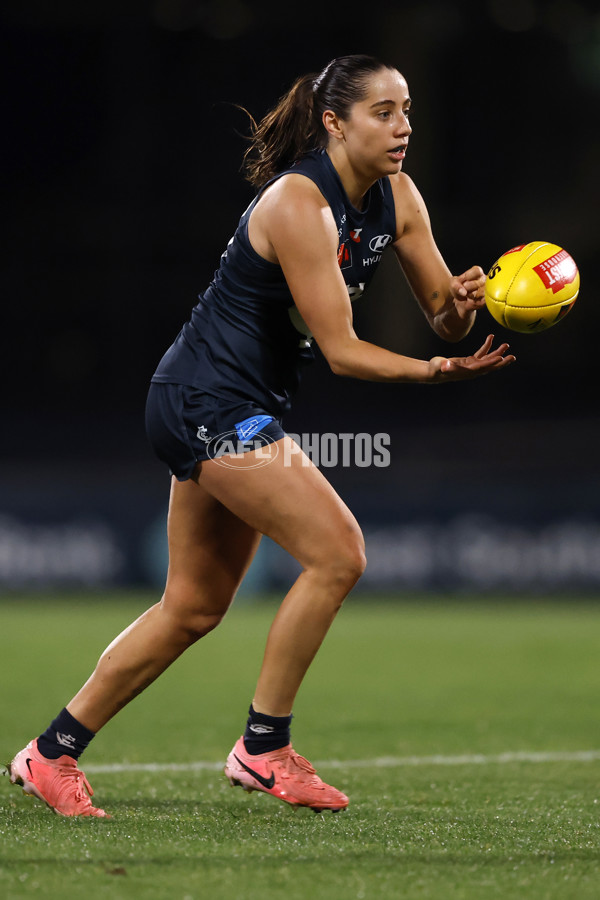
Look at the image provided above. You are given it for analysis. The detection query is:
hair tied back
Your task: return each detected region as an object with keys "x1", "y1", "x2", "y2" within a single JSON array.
[{"x1": 311, "y1": 60, "x2": 334, "y2": 95}]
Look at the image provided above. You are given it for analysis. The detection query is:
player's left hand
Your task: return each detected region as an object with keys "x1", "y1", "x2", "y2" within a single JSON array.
[
  {"x1": 450, "y1": 265, "x2": 487, "y2": 311},
  {"x1": 430, "y1": 334, "x2": 516, "y2": 381}
]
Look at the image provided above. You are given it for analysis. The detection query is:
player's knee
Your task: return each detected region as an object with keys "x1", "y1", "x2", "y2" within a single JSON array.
[
  {"x1": 161, "y1": 583, "x2": 230, "y2": 643},
  {"x1": 341, "y1": 539, "x2": 367, "y2": 587},
  {"x1": 324, "y1": 526, "x2": 367, "y2": 591},
  {"x1": 184, "y1": 608, "x2": 225, "y2": 642}
]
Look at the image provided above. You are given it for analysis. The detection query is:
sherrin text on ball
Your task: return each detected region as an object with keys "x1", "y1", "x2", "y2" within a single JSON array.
[{"x1": 485, "y1": 241, "x2": 579, "y2": 333}]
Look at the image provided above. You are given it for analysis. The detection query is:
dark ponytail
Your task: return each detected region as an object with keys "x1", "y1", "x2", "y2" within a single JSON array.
[
  {"x1": 242, "y1": 74, "x2": 320, "y2": 189},
  {"x1": 242, "y1": 54, "x2": 398, "y2": 188}
]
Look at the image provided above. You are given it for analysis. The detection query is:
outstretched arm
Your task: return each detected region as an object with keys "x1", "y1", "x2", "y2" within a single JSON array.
[{"x1": 250, "y1": 175, "x2": 515, "y2": 384}]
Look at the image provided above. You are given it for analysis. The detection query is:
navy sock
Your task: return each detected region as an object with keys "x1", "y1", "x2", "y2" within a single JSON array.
[
  {"x1": 37, "y1": 708, "x2": 95, "y2": 761},
  {"x1": 243, "y1": 704, "x2": 293, "y2": 755}
]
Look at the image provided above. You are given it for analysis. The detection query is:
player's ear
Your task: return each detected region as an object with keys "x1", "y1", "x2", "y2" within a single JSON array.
[{"x1": 322, "y1": 109, "x2": 345, "y2": 141}]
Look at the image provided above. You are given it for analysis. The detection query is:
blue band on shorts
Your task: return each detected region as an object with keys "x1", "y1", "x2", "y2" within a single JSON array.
[
  {"x1": 145, "y1": 382, "x2": 285, "y2": 481},
  {"x1": 235, "y1": 415, "x2": 275, "y2": 442}
]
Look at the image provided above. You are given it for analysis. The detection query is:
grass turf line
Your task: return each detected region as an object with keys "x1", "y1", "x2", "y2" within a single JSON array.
[{"x1": 1, "y1": 593, "x2": 599, "y2": 899}]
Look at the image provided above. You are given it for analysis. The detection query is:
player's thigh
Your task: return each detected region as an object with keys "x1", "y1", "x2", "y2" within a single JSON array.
[
  {"x1": 195, "y1": 436, "x2": 365, "y2": 574},
  {"x1": 164, "y1": 475, "x2": 261, "y2": 615}
]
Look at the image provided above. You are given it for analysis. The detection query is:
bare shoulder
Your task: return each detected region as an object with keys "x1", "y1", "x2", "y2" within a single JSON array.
[
  {"x1": 256, "y1": 174, "x2": 331, "y2": 220},
  {"x1": 250, "y1": 174, "x2": 338, "y2": 261},
  {"x1": 388, "y1": 171, "x2": 426, "y2": 211},
  {"x1": 388, "y1": 171, "x2": 431, "y2": 239}
]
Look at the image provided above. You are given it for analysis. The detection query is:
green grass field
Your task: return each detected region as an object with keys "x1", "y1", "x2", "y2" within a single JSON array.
[{"x1": 1, "y1": 593, "x2": 599, "y2": 899}]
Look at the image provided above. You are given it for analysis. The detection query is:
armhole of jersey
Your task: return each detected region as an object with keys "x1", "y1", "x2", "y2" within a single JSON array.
[{"x1": 239, "y1": 216, "x2": 281, "y2": 269}]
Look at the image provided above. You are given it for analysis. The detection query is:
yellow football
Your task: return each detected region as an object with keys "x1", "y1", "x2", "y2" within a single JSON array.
[{"x1": 485, "y1": 241, "x2": 579, "y2": 333}]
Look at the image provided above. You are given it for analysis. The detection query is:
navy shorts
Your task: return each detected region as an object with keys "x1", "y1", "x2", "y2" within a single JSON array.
[{"x1": 145, "y1": 382, "x2": 286, "y2": 481}]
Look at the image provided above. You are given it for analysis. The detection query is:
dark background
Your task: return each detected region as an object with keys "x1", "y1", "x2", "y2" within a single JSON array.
[{"x1": 2, "y1": 0, "x2": 599, "y2": 591}]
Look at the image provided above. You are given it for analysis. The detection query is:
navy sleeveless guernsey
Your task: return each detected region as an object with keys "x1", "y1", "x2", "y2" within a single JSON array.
[{"x1": 151, "y1": 149, "x2": 397, "y2": 417}]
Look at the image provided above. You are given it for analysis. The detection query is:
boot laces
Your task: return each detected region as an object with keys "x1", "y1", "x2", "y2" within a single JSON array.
[
  {"x1": 56, "y1": 763, "x2": 93, "y2": 805},
  {"x1": 282, "y1": 751, "x2": 322, "y2": 785}
]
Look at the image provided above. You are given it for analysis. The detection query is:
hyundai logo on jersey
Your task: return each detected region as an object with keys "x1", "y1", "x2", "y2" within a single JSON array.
[{"x1": 369, "y1": 234, "x2": 392, "y2": 252}]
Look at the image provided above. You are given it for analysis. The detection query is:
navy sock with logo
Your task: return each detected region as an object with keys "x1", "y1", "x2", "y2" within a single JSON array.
[
  {"x1": 37, "y1": 708, "x2": 96, "y2": 761},
  {"x1": 243, "y1": 704, "x2": 293, "y2": 755}
]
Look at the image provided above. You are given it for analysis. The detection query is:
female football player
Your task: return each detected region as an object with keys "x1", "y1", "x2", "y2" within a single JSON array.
[{"x1": 10, "y1": 54, "x2": 514, "y2": 816}]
